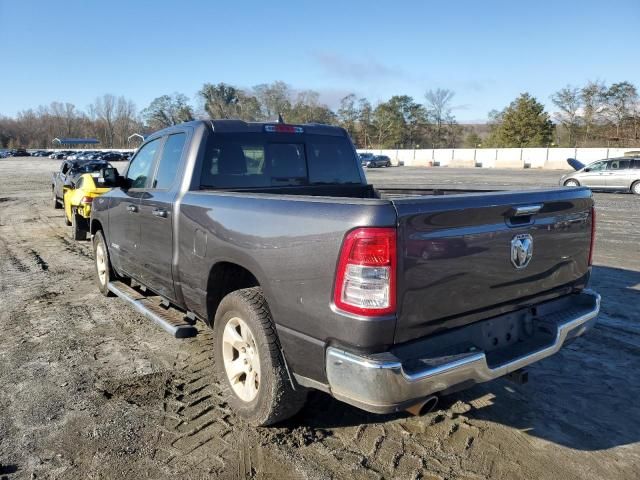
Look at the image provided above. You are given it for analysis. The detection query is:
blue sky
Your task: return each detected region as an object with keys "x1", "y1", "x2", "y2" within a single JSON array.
[{"x1": 1, "y1": 0, "x2": 638, "y2": 121}]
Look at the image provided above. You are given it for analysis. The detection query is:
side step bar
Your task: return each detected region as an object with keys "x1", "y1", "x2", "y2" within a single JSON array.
[{"x1": 108, "y1": 281, "x2": 198, "y2": 338}]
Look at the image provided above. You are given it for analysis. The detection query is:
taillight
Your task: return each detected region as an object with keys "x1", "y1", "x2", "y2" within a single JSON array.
[
  {"x1": 333, "y1": 227, "x2": 396, "y2": 316},
  {"x1": 81, "y1": 196, "x2": 93, "y2": 204},
  {"x1": 588, "y1": 206, "x2": 596, "y2": 266},
  {"x1": 264, "y1": 124, "x2": 304, "y2": 133}
]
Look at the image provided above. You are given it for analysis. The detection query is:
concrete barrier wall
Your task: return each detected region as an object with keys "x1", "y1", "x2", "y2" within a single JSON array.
[{"x1": 358, "y1": 147, "x2": 638, "y2": 169}]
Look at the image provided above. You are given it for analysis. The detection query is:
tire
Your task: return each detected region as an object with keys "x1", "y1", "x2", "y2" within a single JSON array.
[
  {"x1": 52, "y1": 189, "x2": 62, "y2": 209},
  {"x1": 632, "y1": 181, "x2": 640, "y2": 195},
  {"x1": 93, "y1": 230, "x2": 114, "y2": 297},
  {"x1": 386, "y1": 161, "x2": 391, "y2": 167},
  {"x1": 71, "y1": 208, "x2": 87, "y2": 241},
  {"x1": 213, "y1": 287, "x2": 307, "y2": 426},
  {"x1": 564, "y1": 179, "x2": 580, "y2": 187},
  {"x1": 64, "y1": 200, "x2": 72, "y2": 226}
]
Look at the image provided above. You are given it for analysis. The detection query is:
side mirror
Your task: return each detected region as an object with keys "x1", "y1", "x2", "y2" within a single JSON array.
[
  {"x1": 100, "y1": 167, "x2": 120, "y2": 187},
  {"x1": 583, "y1": 168, "x2": 591, "y2": 172}
]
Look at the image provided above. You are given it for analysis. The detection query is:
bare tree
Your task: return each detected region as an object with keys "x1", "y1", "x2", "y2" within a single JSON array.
[
  {"x1": 425, "y1": 88, "x2": 455, "y2": 148},
  {"x1": 580, "y1": 81, "x2": 606, "y2": 144},
  {"x1": 603, "y1": 81, "x2": 638, "y2": 141},
  {"x1": 114, "y1": 97, "x2": 138, "y2": 147},
  {"x1": 252, "y1": 81, "x2": 292, "y2": 120},
  {"x1": 90, "y1": 94, "x2": 117, "y2": 147},
  {"x1": 551, "y1": 85, "x2": 582, "y2": 146}
]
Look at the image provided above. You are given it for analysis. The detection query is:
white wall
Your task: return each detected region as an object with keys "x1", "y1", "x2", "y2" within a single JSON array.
[{"x1": 358, "y1": 147, "x2": 638, "y2": 169}]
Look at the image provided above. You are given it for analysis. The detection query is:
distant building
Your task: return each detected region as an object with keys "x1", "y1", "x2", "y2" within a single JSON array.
[{"x1": 52, "y1": 137, "x2": 100, "y2": 147}]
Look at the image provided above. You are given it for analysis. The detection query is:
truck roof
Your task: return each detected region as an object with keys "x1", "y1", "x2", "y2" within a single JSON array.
[{"x1": 148, "y1": 119, "x2": 347, "y2": 140}]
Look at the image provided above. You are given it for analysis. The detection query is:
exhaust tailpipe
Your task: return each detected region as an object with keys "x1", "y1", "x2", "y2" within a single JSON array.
[{"x1": 405, "y1": 395, "x2": 438, "y2": 416}]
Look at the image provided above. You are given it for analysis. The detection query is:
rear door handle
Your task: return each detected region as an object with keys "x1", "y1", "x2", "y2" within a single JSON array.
[
  {"x1": 126, "y1": 204, "x2": 138, "y2": 213},
  {"x1": 152, "y1": 208, "x2": 168, "y2": 218}
]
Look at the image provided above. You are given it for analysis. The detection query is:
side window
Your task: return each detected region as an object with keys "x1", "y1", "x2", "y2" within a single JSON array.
[
  {"x1": 61, "y1": 163, "x2": 69, "y2": 174},
  {"x1": 608, "y1": 159, "x2": 630, "y2": 170},
  {"x1": 126, "y1": 138, "x2": 161, "y2": 188},
  {"x1": 76, "y1": 177, "x2": 84, "y2": 189},
  {"x1": 633, "y1": 159, "x2": 640, "y2": 169},
  {"x1": 153, "y1": 133, "x2": 186, "y2": 189},
  {"x1": 589, "y1": 161, "x2": 606, "y2": 172}
]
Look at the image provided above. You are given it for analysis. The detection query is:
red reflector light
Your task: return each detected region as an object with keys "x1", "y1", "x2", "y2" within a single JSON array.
[
  {"x1": 333, "y1": 227, "x2": 396, "y2": 316},
  {"x1": 264, "y1": 124, "x2": 304, "y2": 134},
  {"x1": 588, "y1": 206, "x2": 596, "y2": 266},
  {"x1": 81, "y1": 196, "x2": 93, "y2": 204}
]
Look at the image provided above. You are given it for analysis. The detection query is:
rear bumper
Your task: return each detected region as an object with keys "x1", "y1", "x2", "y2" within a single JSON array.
[{"x1": 326, "y1": 290, "x2": 600, "y2": 413}]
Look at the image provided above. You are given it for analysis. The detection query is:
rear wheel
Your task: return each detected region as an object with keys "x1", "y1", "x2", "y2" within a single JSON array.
[
  {"x1": 632, "y1": 181, "x2": 640, "y2": 195},
  {"x1": 93, "y1": 230, "x2": 114, "y2": 296},
  {"x1": 52, "y1": 189, "x2": 61, "y2": 209},
  {"x1": 213, "y1": 287, "x2": 307, "y2": 426},
  {"x1": 564, "y1": 179, "x2": 580, "y2": 187},
  {"x1": 64, "y1": 200, "x2": 72, "y2": 226}
]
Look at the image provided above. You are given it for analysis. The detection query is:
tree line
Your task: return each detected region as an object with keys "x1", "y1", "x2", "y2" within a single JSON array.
[{"x1": 1, "y1": 79, "x2": 639, "y2": 149}]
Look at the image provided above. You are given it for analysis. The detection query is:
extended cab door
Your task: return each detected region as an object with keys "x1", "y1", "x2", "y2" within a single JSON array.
[
  {"x1": 136, "y1": 132, "x2": 188, "y2": 301},
  {"x1": 108, "y1": 138, "x2": 162, "y2": 277}
]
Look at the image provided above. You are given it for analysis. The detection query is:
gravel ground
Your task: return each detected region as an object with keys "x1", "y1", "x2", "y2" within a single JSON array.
[{"x1": 1, "y1": 159, "x2": 639, "y2": 480}]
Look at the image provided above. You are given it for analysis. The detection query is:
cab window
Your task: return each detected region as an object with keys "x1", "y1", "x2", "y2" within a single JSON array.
[
  {"x1": 153, "y1": 133, "x2": 186, "y2": 189},
  {"x1": 126, "y1": 138, "x2": 161, "y2": 188}
]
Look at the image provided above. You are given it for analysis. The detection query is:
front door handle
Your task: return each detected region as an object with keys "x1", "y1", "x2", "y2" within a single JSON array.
[
  {"x1": 152, "y1": 208, "x2": 168, "y2": 218},
  {"x1": 126, "y1": 204, "x2": 138, "y2": 213}
]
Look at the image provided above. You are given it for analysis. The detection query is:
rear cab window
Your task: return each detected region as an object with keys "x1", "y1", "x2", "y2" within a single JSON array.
[{"x1": 200, "y1": 132, "x2": 361, "y2": 189}]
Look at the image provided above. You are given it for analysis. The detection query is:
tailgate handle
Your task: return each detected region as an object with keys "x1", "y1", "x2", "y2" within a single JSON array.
[{"x1": 511, "y1": 204, "x2": 542, "y2": 217}]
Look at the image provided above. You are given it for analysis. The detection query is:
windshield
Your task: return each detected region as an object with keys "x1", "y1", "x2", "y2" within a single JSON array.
[{"x1": 200, "y1": 132, "x2": 362, "y2": 188}]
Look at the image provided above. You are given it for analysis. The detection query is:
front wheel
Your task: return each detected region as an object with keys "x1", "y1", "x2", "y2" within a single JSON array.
[
  {"x1": 632, "y1": 181, "x2": 640, "y2": 195},
  {"x1": 564, "y1": 179, "x2": 580, "y2": 187},
  {"x1": 93, "y1": 230, "x2": 114, "y2": 296},
  {"x1": 213, "y1": 287, "x2": 307, "y2": 426}
]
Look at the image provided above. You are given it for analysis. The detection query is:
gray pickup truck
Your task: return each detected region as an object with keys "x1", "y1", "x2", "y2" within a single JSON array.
[{"x1": 90, "y1": 120, "x2": 600, "y2": 426}]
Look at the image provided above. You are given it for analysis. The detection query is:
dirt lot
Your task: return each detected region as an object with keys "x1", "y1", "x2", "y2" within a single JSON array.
[{"x1": 1, "y1": 159, "x2": 639, "y2": 480}]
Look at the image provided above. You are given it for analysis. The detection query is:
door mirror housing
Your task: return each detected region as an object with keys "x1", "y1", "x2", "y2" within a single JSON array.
[
  {"x1": 99, "y1": 167, "x2": 129, "y2": 188},
  {"x1": 583, "y1": 168, "x2": 591, "y2": 172}
]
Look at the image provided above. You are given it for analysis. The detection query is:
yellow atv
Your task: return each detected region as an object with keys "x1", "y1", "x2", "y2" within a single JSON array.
[{"x1": 63, "y1": 172, "x2": 113, "y2": 240}]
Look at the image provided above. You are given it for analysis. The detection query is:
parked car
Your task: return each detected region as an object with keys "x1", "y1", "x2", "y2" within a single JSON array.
[
  {"x1": 359, "y1": 152, "x2": 376, "y2": 165},
  {"x1": 561, "y1": 157, "x2": 640, "y2": 194},
  {"x1": 367, "y1": 155, "x2": 392, "y2": 168},
  {"x1": 10, "y1": 149, "x2": 30, "y2": 157},
  {"x1": 90, "y1": 120, "x2": 599, "y2": 426},
  {"x1": 63, "y1": 170, "x2": 117, "y2": 240},
  {"x1": 51, "y1": 160, "x2": 112, "y2": 209},
  {"x1": 99, "y1": 152, "x2": 125, "y2": 162}
]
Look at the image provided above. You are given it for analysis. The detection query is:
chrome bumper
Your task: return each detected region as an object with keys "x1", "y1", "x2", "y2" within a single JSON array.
[{"x1": 326, "y1": 290, "x2": 600, "y2": 413}]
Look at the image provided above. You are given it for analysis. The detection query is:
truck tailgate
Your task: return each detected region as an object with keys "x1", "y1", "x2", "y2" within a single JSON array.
[{"x1": 393, "y1": 188, "x2": 594, "y2": 343}]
